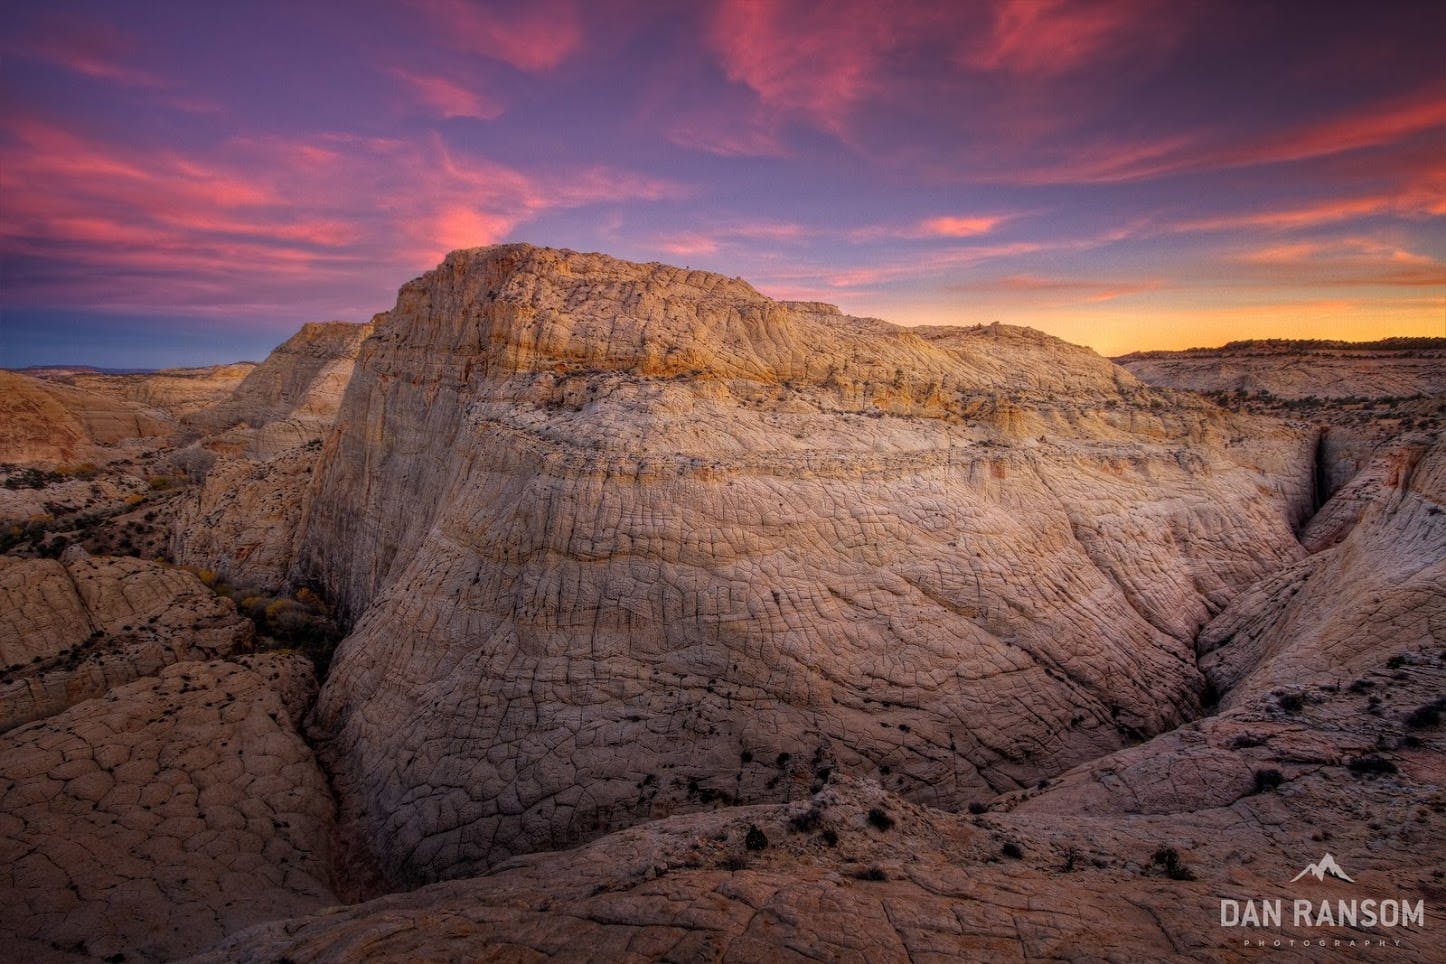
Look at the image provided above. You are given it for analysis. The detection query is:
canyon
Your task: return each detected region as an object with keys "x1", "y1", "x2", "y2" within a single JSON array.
[{"x1": 1, "y1": 246, "x2": 1440, "y2": 962}]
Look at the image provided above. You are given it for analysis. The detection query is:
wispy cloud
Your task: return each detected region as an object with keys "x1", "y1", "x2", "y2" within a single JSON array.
[
  {"x1": 0, "y1": 115, "x2": 684, "y2": 316},
  {"x1": 389, "y1": 68, "x2": 504, "y2": 120},
  {"x1": 413, "y1": 0, "x2": 583, "y2": 71}
]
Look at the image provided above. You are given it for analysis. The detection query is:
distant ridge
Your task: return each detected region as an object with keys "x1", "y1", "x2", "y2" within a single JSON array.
[{"x1": 1116, "y1": 336, "x2": 1446, "y2": 360}]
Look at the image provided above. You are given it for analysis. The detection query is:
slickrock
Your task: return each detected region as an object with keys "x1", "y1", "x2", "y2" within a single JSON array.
[
  {"x1": 185, "y1": 321, "x2": 372, "y2": 438},
  {"x1": 1117, "y1": 339, "x2": 1446, "y2": 401},
  {"x1": 1199, "y1": 437, "x2": 1445, "y2": 707},
  {"x1": 188, "y1": 649, "x2": 1443, "y2": 963},
  {"x1": 0, "y1": 654, "x2": 338, "y2": 964},
  {"x1": 0, "y1": 554, "x2": 253, "y2": 732},
  {"x1": 186, "y1": 435, "x2": 1446, "y2": 963},
  {"x1": 41, "y1": 364, "x2": 257, "y2": 419},
  {"x1": 169, "y1": 322, "x2": 372, "y2": 587},
  {"x1": 0, "y1": 371, "x2": 170, "y2": 465},
  {"x1": 293, "y1": 245, "x2": 1315, "y2": 885}
]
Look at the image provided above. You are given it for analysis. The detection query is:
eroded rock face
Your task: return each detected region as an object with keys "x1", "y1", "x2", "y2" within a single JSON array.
[
  {"x1": 1199, "y1": 438, "x2": 1446, "y2": 708},
  {"x1": 1116, "y1": 340, "x2": 1445, "y2": 499},
  {"x1": 1117, "y1": 340, "x2": 1446, "y2": 401},
  {"x1": 185, "y1": 321, "x2": 373, "y2": 438},
  {"x1": 188, "y1": 647, "x2": 1444, "y2": 964},
  {"x1": 169, "y1": 321, "x2": 373, "y2": 589},
  {"x1": 185, "y1": 431, "x2": 1446, "y2": 962},
  {"x1": 170, "y1": 447, "x2": 318, "y2": 591},
  {"x1": 0, "y1": 554, "x2": 254, "y2": 732},
  {"x1": 0, "y1": 372, "x2": 171, "y2": 465},
  {"x1": 42, "y1": 364, "x2": 257, "y2": 419},
  {"x1": 0, "y1": 654, "x2": 337, "y2": 964},
  {"x1": 295, "y1": 244, "x2": 1315, "y2": 886}
]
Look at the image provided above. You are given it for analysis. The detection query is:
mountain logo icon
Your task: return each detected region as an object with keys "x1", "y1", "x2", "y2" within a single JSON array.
[{"x1": 1290, "y1": 853, "x2": 1355, "y2": 883}]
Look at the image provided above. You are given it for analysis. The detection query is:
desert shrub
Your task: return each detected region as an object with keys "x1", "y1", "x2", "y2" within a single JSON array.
[
  {"x1": 1152, "y1": 847, "x2": 1195, "y2": 880},
  {"x1": 854, "y1": 866, "x2": 888, "y2": 881},
  {"x1": 968, "y1": 801, "x2": 988, "y2": 815},
  {"x1": 1001, "y1": 842, "x2": 1023, "y2": 859},
  {"x1": 1405, "y1": 699, "x2": 1445, "y2": 729},
  {"x1": 1276, "y1": 692, "x2": 1304, "y2": 713},
  {"x1": 1347, "y1": 755, "x2": 1397, "y2": 777},
  {"x1": 820, "y1": 828, "x2": 839, "y2": 847},
  {"x1": 744, "y1": 825, "x2": 768, "y2": 851},
  {"x1": 866, "y1": 808, "x2": 895, "y2": 831},
  {"x1": 789, "y1": 808, "x2": 822, "y2": 834},
  {"x1": 169, "y1": 446, "x2": 217, "y2": 483},
  {"x1": 1253, "y1": 769, "x2": 1284, "y2": 793}
]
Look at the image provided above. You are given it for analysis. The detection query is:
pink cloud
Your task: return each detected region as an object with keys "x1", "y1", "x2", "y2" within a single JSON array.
[
  {"x1": 1224, "y1": 238, "x2": 1445, "y2": 288},
  {"x1": 390, "y1": 68, "x2": 505, "y2": 120},
  {"x1": 657, "y1": 233, "x2": 720, "y2": 257},
  {"x1": 0, "y1": 113, "x2": 683, "y2": 316},
  {"x1": 994, "y1": 86, "x2": 1445, "y2": 186},
  {"x1": 15, "y1": 18, "x2": 165, "y2": 87},
  {"x1": 959, "y1": 0, "x2": 1165, "y2": 77},
  {"x1": 415, "y1": 0, "x2": 582, "y2": 71},
  {"x1": 706, "y1": 0, "x2": 911, "y2": 138},
  {"x1": 1222, "y1": 89, "x2": 1446, "y2": 169}
]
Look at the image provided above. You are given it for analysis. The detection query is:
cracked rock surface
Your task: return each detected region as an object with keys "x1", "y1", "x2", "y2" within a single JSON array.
[
  {"x1": 170, "y1": 321, "x2": 372, "y2": 589},
  {"x1": 0, "y1": 554, "x2": 254, "y2": 732},
  {"x1": 294, "y1": 244, "x2": 1316, "y2": 885},
  {"x1": 187, "y1": 429, "x2": 1445, "y2": 962},
  {"x1": 0, "y1": 654, "x2": 337, "y2": 964}
]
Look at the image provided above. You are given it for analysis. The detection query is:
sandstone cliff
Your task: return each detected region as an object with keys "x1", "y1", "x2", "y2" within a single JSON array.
[
  {"x1": 294, "y1": 244, "x2": 1315, "y2": 886},
  {"x1": 0, "y1": 372, "x2": 171, "y2": 465},
  {"x1": 185, "y1": 321, "x2": 372, "y2": 441},
  {"x1": 183, "y1": 436, "x2": 1446, "y2": 962},
  {"x1": 170, "y1": 321, "x2": 372, "y2": 588},
  {"x1": 1117, "y1": 340, "x2": 1445, "y2": 498}
]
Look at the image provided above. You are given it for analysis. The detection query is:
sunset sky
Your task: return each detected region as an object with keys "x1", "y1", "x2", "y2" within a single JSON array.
[{"x1": 1, "y1": 0, "x2": 1443, "y2": 368}]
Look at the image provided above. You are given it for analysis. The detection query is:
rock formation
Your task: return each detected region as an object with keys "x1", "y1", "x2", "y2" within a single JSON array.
[
  {"x1": 0, "y1": 654, "x2": 337, "y2": 964},
  {"x1": 295, "y1": 244, "x2": 1316, "y2": 886},
  {"x1": 183, "y1": 436, "x2": 1446, "y2": 962},
  {"x1": 184, "y1": 321, "x2": 372, "y2": 444},
  {"x1": 168, "y1": 322, "x2": 373, "y2": 589},
  {"x1": 1117, "y1": 339, "x2": 1445, "y2": 499},
  {"x1": 0, "y1": 372, "x2": 171, "y2": 465},
  {"x1": 0, "y1": 553, "x2": 254, "y2": 731},
  {"x1": 36, "y1": 364, "x2": 257, "y2": 419},
  {"x1": 1199, "y1": 438, "x2": 1445, "y2": 707},
  {"x1": 6, "y1": 245, "x2": 1441, "y2": 962},
  {"x1": 1116, "y1": 339, "x2": 1446, "y2": 401}
]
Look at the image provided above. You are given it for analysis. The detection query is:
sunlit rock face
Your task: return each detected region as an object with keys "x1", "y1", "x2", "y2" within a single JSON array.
[
  {"x1": 0, "y1": 371, "x2": 171, "y2": 465},
  {"x1": 184, "y1": 321, "x2": 374, "y2": 439},
  {"x1": 296, "y1": 244, "x2": 1314, "y2": 885},
  {"x1": 170, "y1": 321, "x2": 374, "y2": 590}
]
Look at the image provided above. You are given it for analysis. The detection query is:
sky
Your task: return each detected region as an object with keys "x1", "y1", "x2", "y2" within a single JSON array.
[{"x1": 1, "y1": 0, "x2": 1443, "y2": 368}]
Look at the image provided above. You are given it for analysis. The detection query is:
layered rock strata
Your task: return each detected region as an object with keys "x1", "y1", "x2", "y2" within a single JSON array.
[{"x1": 0, "y1": 372, "x2": 171, "y2": 465}]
